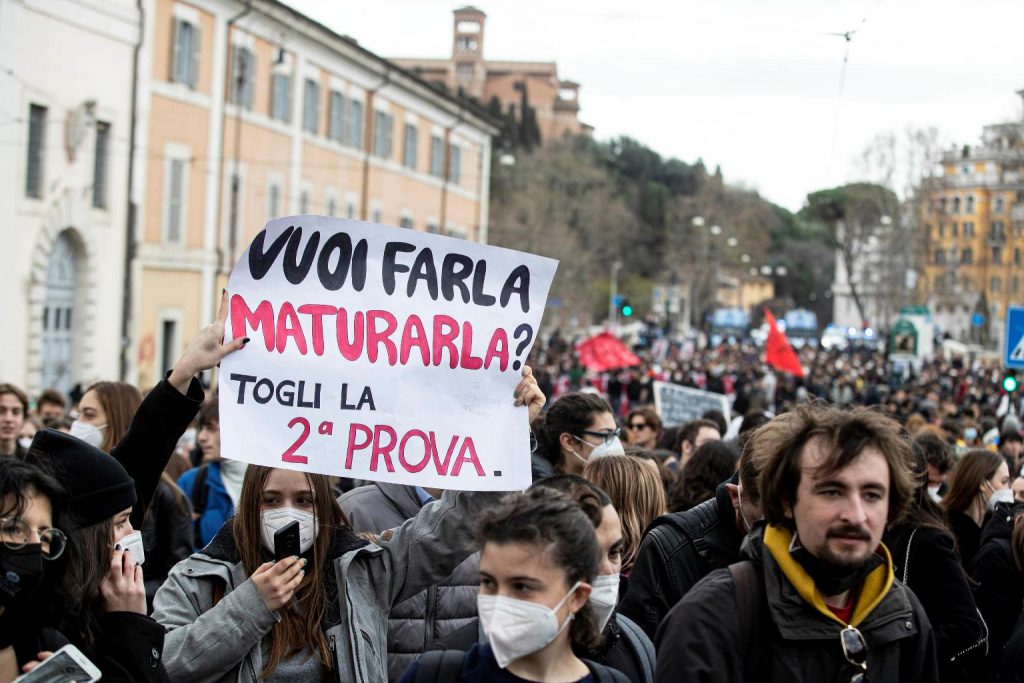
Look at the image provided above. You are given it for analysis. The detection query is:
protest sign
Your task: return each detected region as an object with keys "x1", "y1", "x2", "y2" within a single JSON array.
[
  {"x1": 219, "y1": 216, "x2": 557, "y2": 491},
  {"x1": 652, "y1": 381, "x2": 729, "y2": 427}
]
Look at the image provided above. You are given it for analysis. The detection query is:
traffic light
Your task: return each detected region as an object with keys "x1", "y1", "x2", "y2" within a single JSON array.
[
  {"x1": 1003, "y1": 372, "x2": 1018, "y2": 393},
  {"x1": 620, "y1": 298, "x2": 634, "y2": 318}
]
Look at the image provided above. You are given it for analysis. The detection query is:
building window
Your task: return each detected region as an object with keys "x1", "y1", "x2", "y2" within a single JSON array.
[
  {"x1": 993, "y1": 221, "x2": 1005, "y2": 238},
  {"x1": 299, "y1": 190, "x2": 310, "y2": 214},
  {"x1": 1016, "y1": 248, "x2": 1021, "y2": 266},
  {"x1": 399, "y1": 215, "x2": 413, "y2": 229},
  {"x1": 961, "y1": 248, "x2": 972, "y2": 265},
  {"x1": 934, "y1": 249, "x2": 945, "y2": 265},
  {"x1": 992, "y1": 247, "x2": 1002, "y2": 264},
  {"x1": 938, "y1": 223, "x2": 944, "y2": 238},
  {"x1": 160, "y1": 318, "x2": 179, "y2": 377},
  {"x1": 346, "y1": 99, "x2": 363, "y2": 148},
  {"x1": 165, "y1": 157, "x2": 186, "y2": 243},
  {"x1": 230, "y1": 45, "x2": 254, "y2": 109},
  {"x1": 170, "y1": 19, "x2": 200, "y2": 88},
  {"x1": 430, "y1": 135, "x2": 444, "y2": 177},
  {"x1": 373, "y1": 111, "x2": 393, "y2": 158},
  {"x1": 951, "y1": 222, "x2": 958, "y2": 237},
  {"x1": 1016, "y1": 221, "x2": 1024, "y2": 237},
  {"x1": 25, "y1": 104, "x2": 47, "y2": 198},
  {"x1": 345, "y1": 200, "x2": 355, "y2": 219},
  {"x1": 371, "y1": 207, "x2": 382, "y2": 223},
  {"x1": 996, "y1": 197, "x2": 1005, "y2": 213},
  {"x1": 966, "y1": 195, "x2": 975, "y2": 213},
  {"x1": 924, "y1": 224, "x2": 932, "y2": 240},
  {"x1": 303, "y1": 79, "x2": 320, "y2": 134},
  {"x1": 403, "y1": 123, "x2": 418, "y2": 169},
  {"x1": 268, "y1": 181, "x2": 281, "y2": 220},
  {"x1": 992, "y1": 276, "x2": 1001, "y2": 293},
  {"x1": 326, "y1": 196, "x2": 337, "y2": 216},
  {"x1": 92, "y1": 121, "x2": 110, "y2": 208},
  {"x1": 963, "y1": 221, "x2": 974, "y2": 237},
  {"x1": 271, "y1": 72, "x2": 292, "y2": 122},
  {"x1": 939, "y1": 197, "x2": 947, "y2": 213},
  {"x1": 426, "y1": 221, "x2": 439, "y2": 234},
  {"x1": 448, "y1": 144, "x2": 461, "y2": 184},
  {"x1": 328, "y1": 90, "x2": 345, "y2": 142},
  {"x1": 952, "y1": 197, "x2": 961, "y2": 214},
  {"x1": 933, "y1": 275, "x2": 943, "y2": 291},
  {"x1": 456, "y1": 62, "x2": 474, "y2": 82},
  {"x1": 1014, "y1": 277, "x2": 1021, "y2": 294}
]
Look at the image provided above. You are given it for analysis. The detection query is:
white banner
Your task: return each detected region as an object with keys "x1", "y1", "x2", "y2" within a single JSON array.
[
  {"x1": 652, "y1": 381, "x2": 729, "y2": 427},
  {"x1": 219, "y1": 217, "x2": 557, "y2": 491}
]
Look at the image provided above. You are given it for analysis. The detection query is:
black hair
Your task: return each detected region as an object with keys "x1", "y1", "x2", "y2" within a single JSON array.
[
  {"x1": 1001, "y1": 430, "x2": 1023, "y2": 445},
  {"x1": 533, "y1": 392, "x2": 614, "y2": 473},
  {"x1": 532, "y1": 473, "x2": 612, "y2": 507},
  {"x1": 916, "y1": 431, "x2": 954, "y2": 474},
  {"x1": 701, "y1": 410, "x2": 728, "y2": 437},
  {"x1": 669, "y1": 440, "x2": 740, "y2": 512},
  {"x1": 0, "y1": 458, "x2": 65, "y2": 521},
  {"x1": 477, "y1": 488, "x2": 604, "y2": 650}
]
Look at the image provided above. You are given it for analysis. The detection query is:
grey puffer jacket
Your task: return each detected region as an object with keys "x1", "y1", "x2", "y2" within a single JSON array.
[
  {"x1": 152, "y1": 489, "x2": 499, "y2": 683},
  {"x1": 339, "y1": 483, "x2": 480, "y2": 682}
]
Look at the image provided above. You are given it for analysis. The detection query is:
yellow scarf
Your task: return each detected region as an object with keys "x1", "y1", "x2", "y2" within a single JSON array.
[{"x1": 763, "y1": 524, "x2": 893, "y2": 627}]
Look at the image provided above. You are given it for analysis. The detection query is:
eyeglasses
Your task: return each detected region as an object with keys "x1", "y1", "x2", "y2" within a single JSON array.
[
  {"x1": 1, "y1": 517, "x2": 67, "y2": 560},
  {"x1": 578, "y1": 428, "x2": 622, "y2": 445},
  {"x1": 840, "y1": 625, "x2": 868, "y2": 682},
  {"x1": 629, "y1": 422, "x2": 650, "y2": 431}
]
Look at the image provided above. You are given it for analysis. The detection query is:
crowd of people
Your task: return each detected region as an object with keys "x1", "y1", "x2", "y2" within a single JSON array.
[{"x1": 1, "y1": 310, "x2": 1023, "y2": 682}]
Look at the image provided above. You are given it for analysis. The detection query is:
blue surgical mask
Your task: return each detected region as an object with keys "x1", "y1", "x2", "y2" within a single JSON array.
[{"x1": 964, "y1": 428, "x2": 978, "y2": 442}]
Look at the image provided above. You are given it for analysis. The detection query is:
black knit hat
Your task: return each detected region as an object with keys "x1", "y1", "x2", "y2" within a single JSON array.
[{"x1": 26, "y1": 429, "x2": 136, "y2": 528}]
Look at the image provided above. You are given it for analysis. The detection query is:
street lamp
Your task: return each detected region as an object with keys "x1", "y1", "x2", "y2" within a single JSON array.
[
  {"x1": 710, "y1": 224, "x2": 722, "y2": 236},
  {"x1": 775, "y1": 266, "x2": 788, "y2": 277},
  {"x1": 760, "y1": 265, "x2": 773, "y2": 276},
  {"x1": 727, "y1": 236, "x2": 738, "y2": 248},
  {"x1": 741, "y1": 254, "x2": 751, "y2": 263},
  {"x1": 692, "y1": 216, "x2": 706, "y2": 227}
]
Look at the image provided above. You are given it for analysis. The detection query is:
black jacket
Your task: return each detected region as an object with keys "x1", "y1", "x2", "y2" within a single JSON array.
[
  {"x1": 142, "y1": 479, "x2": 195, "y2": 608},
  {"x1": 654, "y1": 526, "x2": 940, "y2": 683},
  {"x1": 618, "y1": 477, "x2": 743, "y2": 639},
  {"x1": 948, "y1": 509, "x2": 986, "y2": 571},
  {"x1": 999, "y1": 612, "x2": 1024, "y2": 683},
  {"x1": 885, "y1": 523, "x2": 987, "y2": 682},
  {"x1": 971, "y1": 505, "x2": 1024, "y2": 680}
]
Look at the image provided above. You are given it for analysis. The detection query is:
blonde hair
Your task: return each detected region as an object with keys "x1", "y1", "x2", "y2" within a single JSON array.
[{"x1": 584, "y1": 455, "x2": 666, "y2": 570}]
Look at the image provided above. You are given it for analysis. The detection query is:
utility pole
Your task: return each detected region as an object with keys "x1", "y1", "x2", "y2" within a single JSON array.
[{"x1": 609, "y1": 260, "x2": 623, "y2": 327}]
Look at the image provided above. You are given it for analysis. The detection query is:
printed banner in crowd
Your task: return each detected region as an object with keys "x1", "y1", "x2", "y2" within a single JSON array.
[
  {"x1": 652, "y1": 381, "x2": 729, "y2": 427},
  {"x1": 219, "y1": 216, "x2": 558, "y2": 491}
]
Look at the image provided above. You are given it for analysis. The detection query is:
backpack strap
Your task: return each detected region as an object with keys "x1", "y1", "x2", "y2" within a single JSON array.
[
  {"x1": 415, "y1": 650, "x2": 464, "y2": 683},
  {"x1": 582, "y1": 658, "x2": 630, "y2": 683},
  {"x1": 189, "y1": 464, "x2": 210, "y2": 542},
  {"x1": 615, "y1": 614, "x2": 655, "y2": 683},
  {"x1": 729, "y1": 561, "x2": 764, "y2": 680}
]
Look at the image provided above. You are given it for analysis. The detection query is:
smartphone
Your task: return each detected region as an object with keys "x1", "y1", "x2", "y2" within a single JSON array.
[
  {"x1": 274, "y1": 521, "x2": 301, "y2": 561},
  {"x1": 14, "y1": 644, "x2": 101, "y2": 683}
]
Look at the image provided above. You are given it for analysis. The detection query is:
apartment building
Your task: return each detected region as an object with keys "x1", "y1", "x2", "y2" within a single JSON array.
[
  {"x1": 918, "y1": 91, "x2": 1024, "y2": 341},
  {"x1": 129, "y1": 0, "x2": 498, "y2": 387}
]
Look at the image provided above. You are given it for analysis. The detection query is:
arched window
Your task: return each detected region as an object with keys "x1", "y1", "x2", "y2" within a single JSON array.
[{"x1": 41, "y1": 231, "x2": 79, "y2": 393}]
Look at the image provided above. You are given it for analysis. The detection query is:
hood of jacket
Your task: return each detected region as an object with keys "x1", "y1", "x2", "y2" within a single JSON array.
[
  {"x1": 979, "y1": 502, "x2": 1020, "y2": 546},
  {"x1": 375, "y1": 482, "x2": 427, "y2": 520}
]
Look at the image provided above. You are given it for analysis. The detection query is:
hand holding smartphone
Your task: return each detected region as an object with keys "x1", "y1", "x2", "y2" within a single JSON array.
[
  {"x1": 274, "y1": 521, "x2": 301, "y2": 561},
  {"x1": 14, "y1": 644, "x2": 101, "y2": 683}
]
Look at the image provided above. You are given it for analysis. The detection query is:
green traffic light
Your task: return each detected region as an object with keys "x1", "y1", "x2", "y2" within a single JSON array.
[
  {"x1": 1004, "y1": 375, "x2": 1018, "y2": 393},
  {"x1": 622, "y1": 305, "x2": 633, "y2": 317}
]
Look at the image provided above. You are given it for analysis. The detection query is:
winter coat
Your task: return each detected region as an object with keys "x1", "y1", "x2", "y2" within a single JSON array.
[
  {"x1": 885, "y1": 523, "x2": 987, "y2": 682},
  {"x1": 152, "y1": 489, "x2": 499, "y2": 683},
  {"x1": 142, "y1": 479, "x2": 195, "y2": 608},
  {"x1": 948, "y1": 509, "x2": 986, "y2": 571},
  {"x1": 654, "y1": 524, "x2": 940, "y2": 683},
  {"x1": 999, "y1": 612, "x2": 1024, "y2": 683},
  {"x1": 338, "y1": 483, "x2": 480, "y2": 681},
  {"x1": 971, "y1": 505, "x2": 1024, "y2": 680},
  {"x1": 618, "y1": 477, "x2": 743, "y2": 639},
  {"x1": 178, "y1": 461, "x2": 234, "y2": 550}
]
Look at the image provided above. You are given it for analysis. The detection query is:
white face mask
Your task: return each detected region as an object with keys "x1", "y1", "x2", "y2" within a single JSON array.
[
  {"x1": 70, "y1": 420, "x2": 106, "y2": 449},
  {"x1": 114, "y1": 530, "x2": 146, "y2": 566},
  {"x1": 260, "y1": 507, "x2": 318, "y2": 555},
  {"x1": 17, "y1": 437, "x2": 32, "y2": 450},
  {"x1": 987, "y1": 487, "x2": 1015, "y2": 511},
  {"x1": 571, "y1": 435, "x2": 625, "y2": 464},
  {"x1": 478, "y1": 581, "x2": 581, "y2": 669},
  {"x1": 927, "y1": 485, "x2": 942, "y2": 503},
  {"x1": 588, "y1": 574, "x2": 619, "y2": 632}
]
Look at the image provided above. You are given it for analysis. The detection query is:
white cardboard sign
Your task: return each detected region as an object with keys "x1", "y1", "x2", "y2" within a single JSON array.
[{"x1": 219, "y1": 217, "x2": 557, "y2": 491}]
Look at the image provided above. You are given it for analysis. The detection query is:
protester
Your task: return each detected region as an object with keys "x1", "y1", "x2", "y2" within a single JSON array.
[
  {"x1": 883, "y1": 438, "x2": 987, "y2": 682},
  {"x1": 918, "y1": 431, "x2": 954, "y2": 502},
  {"x1": 0, "y1": 384, "x2": 28, "y2": 458},
  {"x1": 18, "y1": 416, "x2": 40, "y2": 450},
  {"x1": 971, "y1": 500, "x2": 1024, "y2": 680},
  {"x1": 584, "y1": 455, "x2": 666, "y2": 579},
  {"x1": 73, "y1": 380, "x2": 194, "y2": 606},
  {"x1": 625, "y1": 409, "x2": 661, "y2": 451},
  {"x1": 1000, "y1": 430, "x2": 1023, "y2": 479},
  {"x1": 668, "y1": 418, "x2": 720, "y2": 471},
  {"x1": 943, "y1": 449, "x2": 1012, "y2": 569},
  {"x1": 668, "y1": 440, "x2": 739, "y2": 512},
  {"x1": 996, "y1": 517, "x2": 1024, "y2": 681},
  {"x1": 618, "y1": 436, "x2": 762, "y2": 639},
  {"x1": 35, "y1": 389, "x2": 66, "y2": 423},
  {"x1": 533, "y1": 392, "x2": 623, "y2": 477},
  {"x1": 655, "y1": 404, "x2": 938, "y2": 682},
  {"x1": 176, "y1": 400, "x2": 245, "y2": 550},
  {"x1": 0, "y1": 458, "x2": 69, "y2": 674},
  {"x1": 399, "y1": 487, "x2": 628, "y2": 682}
]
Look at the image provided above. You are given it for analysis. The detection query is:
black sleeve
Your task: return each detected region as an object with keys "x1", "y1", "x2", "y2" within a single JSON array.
[
  {"x1": 143, "y1": 485, "x2": 194, "y2": 606},
  {"x1": 998, "y1": 613, "x2": 1024, "y2": 683},
  {"x1": 973, "y1": 540, "x2": 1024, "y2": 657},
  {"x1": 654, "y1": 569, "x2": 743, "y2": 683},
  {"x1": 902, "y1": 589, "x2": 941, "y2": 683},
  {"x1": 94, "y1": 612, "x2": 170, "y2": 683},
  {"x1": 619, "y1": 525, "x2": 702, "y2": 640},
  {"x1": 111, "y1": 377, "x2": 203, "y2": 528}
]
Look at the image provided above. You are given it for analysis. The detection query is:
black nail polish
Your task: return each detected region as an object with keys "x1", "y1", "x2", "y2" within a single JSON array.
[{"x1": 243, "y1": 337, "x2": 251, "y2": 344}]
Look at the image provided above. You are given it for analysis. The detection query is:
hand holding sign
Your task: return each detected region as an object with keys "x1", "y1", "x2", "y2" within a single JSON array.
[{"x1": 220, "y1": 217, "x2": 557, "y2": 491}]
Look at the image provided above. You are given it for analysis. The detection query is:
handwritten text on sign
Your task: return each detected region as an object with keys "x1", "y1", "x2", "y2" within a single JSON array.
[{"x1": 219, "y1": 217, "x2": 557, "y2": 491}]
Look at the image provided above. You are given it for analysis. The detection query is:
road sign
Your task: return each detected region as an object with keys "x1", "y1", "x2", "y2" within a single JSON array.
[
  {"x1": 1004, "y1": 306, "x2": 1024, "y2": 369},
  {"x1": 972, "y1": 312, "x2": 986, "y2": 328}
]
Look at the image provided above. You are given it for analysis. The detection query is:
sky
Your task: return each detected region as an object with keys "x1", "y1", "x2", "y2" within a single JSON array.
[{"x1": 288, "y1": 0, "x2": 1024, "y2": 212}]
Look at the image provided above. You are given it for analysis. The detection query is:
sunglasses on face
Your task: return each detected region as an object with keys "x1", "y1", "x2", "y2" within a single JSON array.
[
  {"x1": 840, "y1": 625, "x2": 868, "y2": 682},
  {"x1": 629, "y1": 422, "x2": 650, "y2": 430}
]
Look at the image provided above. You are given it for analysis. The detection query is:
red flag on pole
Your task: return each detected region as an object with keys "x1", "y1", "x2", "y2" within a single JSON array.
[
  {"x1": 577, "y1": 332, "x2": 641, "y2": 372},
  {"x1": 764, "y1": 308, "x2": 805, "y2": 378}
]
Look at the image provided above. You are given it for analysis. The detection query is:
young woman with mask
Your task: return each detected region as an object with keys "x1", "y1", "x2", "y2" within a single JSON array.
[
  {"x1": 942, "y1": 448, "x2": 1012, "y2": 568},
  {"x1": 154, "y1": 368, "x2": 546, "y2": 682},
  {"x1": 401, "y1": 487, "x2": 631, "y2": 683},
  {"x1": 0, "y1": 459, "x2": 69, "y2": 677},
  {"x1": 533, "y1": 393, "x2": 623, "y2": 477}
]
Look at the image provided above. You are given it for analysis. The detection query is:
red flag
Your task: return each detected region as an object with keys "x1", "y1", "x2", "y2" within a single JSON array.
[
  {"x1": 764, "y1": 308, "x2": 805, "y2": 378},
  {"x1": 577, "y1": 332, "x2": 641, "y2": 372}
]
